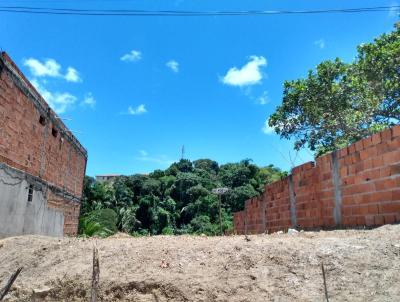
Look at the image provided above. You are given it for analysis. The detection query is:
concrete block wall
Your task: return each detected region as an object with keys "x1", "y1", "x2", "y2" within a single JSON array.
[{"x1": 234, "y1": 125, "x2": 400, "y2": 234}]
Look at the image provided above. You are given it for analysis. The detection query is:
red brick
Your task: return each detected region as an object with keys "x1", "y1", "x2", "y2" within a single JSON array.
[
  {"x1": 363, "y1": 137, "x2": 374, "y2": 149},
  {"x1": 341, "y1": 207, "x2": 351, "y2": 216},
  {"x1": 359, "y1": 149, "x2": 369, "y2": 160},
  {"x1": 348, "y1": 144, "x2": 356, "y2": 154},
  {"x1": 344, "y1": 156, "x2": 352, "y2": 166},
  {"x1": 359, "y1": 206, "x2": 370, "y2": 215},
  {"x1": 355, "y1": 140, "x2": 364, "y2": 151},
  {"x1": 366, "y1": 169, "x2": 381, "y2": 181},
  {"x1": 393, "y1": 190, "x2": 400, "y2": 201},
  {"x1": 342, "y1": 176, "x2": 355, "y2": 186},
  {"x1": 323, "y1": 217, "x2": 335, "y2": 227},
  {"x1": 368, "y1": 204, "x2": 379, "y2": 214},
  {"x1": 355, "y1": 162, "x2": 364, "y2": 173},
  {"x1": 343, "y1": 217, "x2": 357, "y2": 226},
  {"x1": 365, "y1": 215, "x2": 375, "y2": 226},
  {"x1": 392, "y1": 125, "x2": 400, "y2": 138},
  {"x1": 371, "y1": 191, "x2": 392, "y2": 202},
  {"x1": 356, "y1": 216, "x2": 366, "y2": 225},
  {"x1": 388, "y1": 137, "x2": 400, "y2": 150},
  {"x1": 384, "y1": 214, "x2": 396, "y2": 224},
  {"x1": 374, "y1": 215, "x2": 385, "y2": 225},
  {"x1": 340, "y1": 166, "x2": 348, "y2": 177},
  {"x1": 383, "y1": 151, "x2": 400, "y2": 165},
  {"x1": 374, "y1": 178, "x2": 397, "y2": 191},
  {"x1": 342, "y1": 195, "x2": 355, "y2": 205},
  {"x1": 380, "y1": 167, "x2": 392, "y2": 177},
  {"x1": 381, "y1": 128, "x2": 392, "y2": 142},
  {"x1": 339, "y1": 147, "x2": 348, "y2": 158},
  {"x1": 379, "y1": 202, "x2": 400, "y2": 214},
  {"x1": 351, "y1": 207, "x2": 362, "y2": 215},
  {"x1": 371, "y1": 132, "x2": 382, "y2": 145}
]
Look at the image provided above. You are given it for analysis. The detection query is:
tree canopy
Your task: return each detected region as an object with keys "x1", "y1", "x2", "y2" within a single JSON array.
[
  {"x1": 269, "y1": 22, "x2": 400, "y2": 155},
  {"x1": 80, "y1": 159, "x2": 286, "y2": 236}
]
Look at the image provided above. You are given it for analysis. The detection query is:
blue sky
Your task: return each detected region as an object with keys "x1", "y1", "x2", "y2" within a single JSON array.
[{"x1": 1, "y1": 0, "x2": 398, "y2": 176}]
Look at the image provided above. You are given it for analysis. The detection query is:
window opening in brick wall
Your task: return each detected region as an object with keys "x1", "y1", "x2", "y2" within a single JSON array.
[
  {"x1": 52, "y1": 128, "x2": 58, "y2": 138},
  {"x1": 39, "y1": 115, "x2": 46, "y2": 125},
  {"x1": 27, "y1": 184, "x2": 33, "y2": 202}
]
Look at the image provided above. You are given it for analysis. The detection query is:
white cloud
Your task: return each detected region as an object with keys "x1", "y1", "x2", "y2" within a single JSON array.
[
  {"x1": 65, "y1": 67, "x2": 81, "y2": 82},
  {"x1": 136, "y1": 151, "x2": 174, "y2": 166},
  {"x1": 24, "y1": 58, "x2": 61, "y2": 77},
  {"x1": 222, "y1": 56, "x2": 267, "y2": 87},
  {"x1": 256, "y1": 91, "x2": 269, "y2": 105},
  {"x1": 262, "y1": 120, "x2": 275, "y2": 135},
  {"x1": 314, "y1": 39, "x2": 325, "y2": 49},
  {"x1": 127, "y1": 104, "x2": 147, "y2": 115},
  {"x1": 81, "y1": 93, "x2": 96, "y2": 108},
  {"x1": 24, "y1": 58, "x2": 82, "y2": 82},
  {"x1": 31, "y1": 79, "x2": 76, "y2": 114},
  {"x1": 166, "y1": 60, "x2": 179, "y2": 73},
  {"x1": 121, "y1": 50, "x2": 142, "y2": 62}
]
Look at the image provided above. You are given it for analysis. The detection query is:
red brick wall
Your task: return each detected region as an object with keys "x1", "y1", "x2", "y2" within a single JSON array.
[
  {"x1": 339, "y1": 127, "x2": 400, "y2": 227},
  {"x1": 265, "y1": 178, "x2": 291, "y2": 233},
  {"x1": 242, "y1": 196, "x2": 265, "y2": 234},
  {"x1": 47, "y1": 191, "x2": 81, "y2": 236},
  {"x1": 234, "y1": 125, "x2": 400, "y2": 234}
]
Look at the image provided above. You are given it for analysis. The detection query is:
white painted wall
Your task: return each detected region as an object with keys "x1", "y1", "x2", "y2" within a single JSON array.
[{"x1": 0, "y1": 166, "x2": 64, "y2": 238}]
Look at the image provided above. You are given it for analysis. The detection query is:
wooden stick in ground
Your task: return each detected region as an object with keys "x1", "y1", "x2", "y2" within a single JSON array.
[
  {"x1": 0, "y1": 267, "x2": 23, "y2": 301},
  {"x1": 321, "y1": 262, "x2": 329, "y2": 302},
  {"x1": 218, "y1": 194, "x2": 223, "y2": 236},
  {"x1": 91, "y1": 247, "x2": 100, "y2": 302}
]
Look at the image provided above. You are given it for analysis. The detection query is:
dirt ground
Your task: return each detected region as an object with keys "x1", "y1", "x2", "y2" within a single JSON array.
[{"x1": 0, "y1": 225, "x2": 399, "y2": 302}]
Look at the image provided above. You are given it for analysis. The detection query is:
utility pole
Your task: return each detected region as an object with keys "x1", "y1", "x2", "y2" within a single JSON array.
[{"x1": 212, "y1": 187, "x2": 229, "y2": 236}]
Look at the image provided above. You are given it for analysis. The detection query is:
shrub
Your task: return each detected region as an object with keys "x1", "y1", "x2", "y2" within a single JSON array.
[{"x1": 79, "y1": 208, "x2": 118, "y2": 237}]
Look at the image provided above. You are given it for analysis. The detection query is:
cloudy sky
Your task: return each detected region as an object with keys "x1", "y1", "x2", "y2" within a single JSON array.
[{"x1": 0, "y1": 0, "x2": 398, "y2": 176}]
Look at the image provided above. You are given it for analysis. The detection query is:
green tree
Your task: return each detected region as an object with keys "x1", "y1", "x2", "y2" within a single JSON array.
[
  {"x1": 189, "y1": 215, "x2": 218, "y2": 235},
  {"x1": 80, "y1": 158, "x2": 285, "y2": 237},
  {"x1": 225, "y1": 184, "x2": 258, "y2": 212},
  {"x1": 269, "y1": 23, "x2": 400, "y2": 155},
  {"x1": 193, "y1": 159, "x2": 219, "y2": 174},
  {"x1": 120, "y1": 205, "x2": 140, "y2": 233},
  {"x1": 219, "y1": 161, "x2": 256, "y2": 188}
]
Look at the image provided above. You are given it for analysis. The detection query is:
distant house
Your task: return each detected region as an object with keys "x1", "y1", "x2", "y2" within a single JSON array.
[
  {"x1": 96, "y1": 174, "x2": 121, "y2": 183},
  {"x1": 0, "y1": 52, "x2": 87, "y2": 238}
]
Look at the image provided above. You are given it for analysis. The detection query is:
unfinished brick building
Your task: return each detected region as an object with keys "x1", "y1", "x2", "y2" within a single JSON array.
[{"x1": 0, "y1": 52, "x2": 87, "y2": 237}]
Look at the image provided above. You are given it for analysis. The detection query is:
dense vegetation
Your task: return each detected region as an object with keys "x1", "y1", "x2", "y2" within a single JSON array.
[
  {"x1": 80, "y1": 24, "x2": 400, "y2": 237},
  {"x1": 269, "y1": 22, "x2": 400, "y2": 155},
  {"x1": 80, "y1": 159, "x2": 286, "y2": 236}
]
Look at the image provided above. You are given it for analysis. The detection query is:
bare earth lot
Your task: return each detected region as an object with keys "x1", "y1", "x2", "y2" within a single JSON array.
[{"x1": 0, "y1": 225, "x2": 399, "y2": 302}]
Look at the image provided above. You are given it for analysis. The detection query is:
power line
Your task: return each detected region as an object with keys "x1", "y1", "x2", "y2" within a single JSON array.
[{"x1": 0, "y1": 5, "x2": 398, "y2": 16}]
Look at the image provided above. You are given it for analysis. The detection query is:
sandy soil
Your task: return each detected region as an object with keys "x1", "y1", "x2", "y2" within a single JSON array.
[{"x1": 0, "y1": 225, "x2": 399, "y2": 301}]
